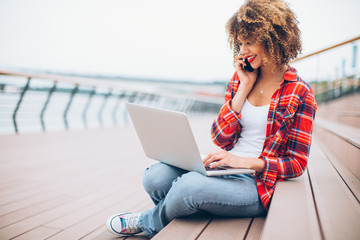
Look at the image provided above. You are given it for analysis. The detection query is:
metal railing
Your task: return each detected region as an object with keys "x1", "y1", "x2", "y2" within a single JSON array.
[
  {"x1": 291, "y1": 36, "x2": 360, "y2": 104},
  {"x1": 310, "y1": 75, "x2": 359, "y2": 103},
  {"x1": 0, "y1": 69, "x2": 224, "y2": 134},
  {"x1": 4, "y1": 36, "x2": 358, "y2": 134}
]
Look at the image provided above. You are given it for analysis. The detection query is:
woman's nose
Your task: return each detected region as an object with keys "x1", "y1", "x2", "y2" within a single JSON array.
[{"x1": 240, "y1": 45, "x2": 248, "y2": 55}]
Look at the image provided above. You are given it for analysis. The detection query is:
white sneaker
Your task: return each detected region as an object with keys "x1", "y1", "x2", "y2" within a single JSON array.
[{"x1": 106, "y1": 212, "x2": 143, "y2": 236}]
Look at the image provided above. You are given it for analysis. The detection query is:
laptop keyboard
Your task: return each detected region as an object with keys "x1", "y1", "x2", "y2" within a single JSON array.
[{"x1": 205, "y1": 165, "x2": 230, "y2": 171}]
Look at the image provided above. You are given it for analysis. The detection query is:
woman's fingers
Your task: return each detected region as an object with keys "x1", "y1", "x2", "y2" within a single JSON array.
[
  {"x1": 202, "y1": 153, "x2": 212, "y2": 163},
  {"x1": 203, "y1": 154, "x2": 216, "y2": 167},
  {"x1": 235, "y1": 56, "x2": 246, "y2": 71},
  {"x1": 202, "y1": 149, "x2": 222, "y2": 162},
  {"x1": 204, "y1": 150, "x2": 247, "y2": 169},
  {"x1": 203, "y1": 150, "x2": 226, "y2": 167},
  {"x1": 208, "y1": 159, "x2": 225, "y2": 168}
]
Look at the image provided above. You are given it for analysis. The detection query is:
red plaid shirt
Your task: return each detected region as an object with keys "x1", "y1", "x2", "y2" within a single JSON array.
[{"x1": 211, "y1": 66, "x2": 317, "y2": 210}]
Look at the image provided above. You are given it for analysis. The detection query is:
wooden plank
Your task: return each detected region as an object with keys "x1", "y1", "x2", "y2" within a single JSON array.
[
  {"x1": 0, "y1": 153, "x2": 147, "y2": 239},
  {"x1": 46, "y1": 192, "x2": 153, "y2": 240},
  {"x1": 0, "y1": 191, "x2": 69, "y2": 216},
  {"x1": 0, "y1": 167, "x2": 136, "y2": 217},
  {"x1": 0, "y1": 166, "x2": 143, "y2": 228},
  {"x1": 0, "y1": 167, "x2": 120, "y2": 207},
  {"x1": 126, "y1": 234, "x2": 150, "y2": 240},
  {"x1": 152, "y1": 216, "x2": 212, "y2": 240},
  {"x1": 197, "y1": 217, "x2": 251, "y2": 240},
  {"x1": 261, "y1": 170, "x2": 321, "y2": 240},
  {"x1": 316, "y1": 139, "x2": 360, "y2": 203},
  {"x1": 0, "y1": 129, "x2": 145, "y2": 207},
  {"x1": 307, "y1": 137, "x2": 360, "y2": 240},
  {"x1": 0, "y1": 189, "x2": 141, "y2": 239},
  {"x1": 315, "y1": 93, "x2": 360, "y2": 129},
  {"x1": 0, "y1": 194, "x2": 74, "y2": 229},
  {"x1": 245, "y1": 217, "x2": 265, "y2": 240},
  {"x1": 314, "y1": 125, "x2": 360, "y2": 179},
  {"x1": 43, "y1": 180, "x2": 143, "y2": 229},
  {"x1": 88, "y1": 232, "x2": 150, "y2": 240},
  {"x1": 88, "y1": 230, "x2": 126, "y2": 240},
  {"x1": 11, "y1": 226, "x2": 61, "y2": 240},
  {"x1": 315, "y1": 116, "x2": 360, "y2": 147}
]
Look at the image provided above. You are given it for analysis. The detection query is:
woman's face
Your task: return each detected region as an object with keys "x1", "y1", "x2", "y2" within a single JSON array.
[{"x1": 238, "y1": 39, "x2": 267, "y2": 70}]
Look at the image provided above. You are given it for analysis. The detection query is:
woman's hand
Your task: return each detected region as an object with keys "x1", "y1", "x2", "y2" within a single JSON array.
[
  {"x1": 203, "y1": 149, "x2": 249, "y2": 169},
  {"x1": 202, "y1": 149, "x2": 265, "y2": 172},
  {"x1": 230, "y1": 55, "x2": 259, "y2": 113},
  {"x1": 235, "y1": 55, "x2": 258, "y2": 90}
]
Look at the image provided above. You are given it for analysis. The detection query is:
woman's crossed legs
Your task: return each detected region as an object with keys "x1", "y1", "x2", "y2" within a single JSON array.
[{"x1": 139, "y1": 163, "x2": 266, "y2": 237}]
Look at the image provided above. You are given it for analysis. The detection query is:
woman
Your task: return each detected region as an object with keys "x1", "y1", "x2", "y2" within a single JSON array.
[{"x1": 106, "y1": 0, "x2": 317, "y2": 238}]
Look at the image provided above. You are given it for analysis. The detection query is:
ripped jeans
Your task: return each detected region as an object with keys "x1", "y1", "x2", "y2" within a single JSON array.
[{"x1": 138, "y1": 163, "x2": 266, "y2": 238}]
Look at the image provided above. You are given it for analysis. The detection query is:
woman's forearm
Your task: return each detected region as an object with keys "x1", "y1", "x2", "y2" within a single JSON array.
[
  {"x1": 231, "y1": 85, "x2": 252, "y2": 113},
  {"x1": 241, "y1": 157, "x2": 265, "y2": 173}
]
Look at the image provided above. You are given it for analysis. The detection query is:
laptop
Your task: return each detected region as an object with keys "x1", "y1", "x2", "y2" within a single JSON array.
[{"x1": 125, "y1": 102, "x2": 255, "y2": 176}]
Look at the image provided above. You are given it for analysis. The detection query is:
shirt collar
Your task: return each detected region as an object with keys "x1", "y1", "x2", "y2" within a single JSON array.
[{"x1": 283, "y1": 66, "x2": 299, "y2": 82}]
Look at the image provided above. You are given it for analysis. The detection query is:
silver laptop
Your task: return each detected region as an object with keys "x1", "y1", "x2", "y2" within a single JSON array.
[{"x1": 125, "y1": 102, "x2": 255, "y2": 176}]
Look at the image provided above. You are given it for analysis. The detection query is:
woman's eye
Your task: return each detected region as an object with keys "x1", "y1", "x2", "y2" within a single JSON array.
[{"x1": 247, "y1": 42, "x2": 252, "y2": 46}]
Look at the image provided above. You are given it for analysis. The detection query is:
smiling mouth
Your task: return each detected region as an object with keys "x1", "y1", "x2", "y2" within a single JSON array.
[{"x1": 247, "y1": 56, "x2": 256, "y2": 63}]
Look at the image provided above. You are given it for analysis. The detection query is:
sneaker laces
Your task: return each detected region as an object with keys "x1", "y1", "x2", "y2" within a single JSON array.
[{"x1": 121, "y1": 213, "x2": 141, "y2": 234}]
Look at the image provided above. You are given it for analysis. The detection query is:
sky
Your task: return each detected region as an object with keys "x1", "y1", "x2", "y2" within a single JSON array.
[{"x1": 0, "y1": 0, "x2": 359, "y2": 82}]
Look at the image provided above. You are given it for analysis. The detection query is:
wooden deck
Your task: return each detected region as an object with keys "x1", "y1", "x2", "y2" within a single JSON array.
[
  {"x1": 0, "y1": 116, "x2": 216, "y2": 240},
  {"x1": 1, "y1": 94, "x2": 360, "y2": 239}
]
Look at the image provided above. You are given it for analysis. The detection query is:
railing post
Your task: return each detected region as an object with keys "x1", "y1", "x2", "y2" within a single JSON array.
[
  {"x1": 123, "y1": 92, "x2": 138, "y2": 124},
  {"x1": 40, "y1": 81, "x2": 57, "y2": 132},
  {"x1": 12, "y1": 77, "x2": 31, "y2": 134},
  {"x1": 64, "y1": 84, "x2": 79, "y2": 130},
  {"x1": 147, "y1": 94, "x2": 157, "y2": 106},
  {"x1": 98, "y1": 90, "x2": 112, "y2": 127},
  {"x1": 128, "y1": 92, "x2": 138, "y2": 103},
  {"x1": 82, "y1": 87, "x2": 96, "y2": 129},
  {"x1": 112, "y1": 91, "x2": 126, "y2": 126}
]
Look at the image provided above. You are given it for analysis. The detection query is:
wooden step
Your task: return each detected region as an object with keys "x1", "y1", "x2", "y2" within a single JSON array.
[
  {"x1": 314, "y1": 117, "x2": 360, "y2": 179},
  {"x1": 315, "y1": 93, "x2": 360, "y2": 128},
  {"x1": 260, "y1": 170, "x2": 321, "y2": 240},
  {"x1": 307, "y1": 137, "x2": 360, "y2": 240}
]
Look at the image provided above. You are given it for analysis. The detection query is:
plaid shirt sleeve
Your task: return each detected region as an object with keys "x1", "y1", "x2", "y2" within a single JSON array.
[{"x1": 211, "y1": 72, "x2": 242, "y2": 150}]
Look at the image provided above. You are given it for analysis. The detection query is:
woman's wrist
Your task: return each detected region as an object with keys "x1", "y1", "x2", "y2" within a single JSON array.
[
  {"x1": 251, "y1": 158, "x2": 265, "y2": 172},
  {"x1": 241, "y1": 157, "x2": 265, "y2": 173},
  {"x1": 231, "y1": 85, "x2": 251, "y2": 113}
]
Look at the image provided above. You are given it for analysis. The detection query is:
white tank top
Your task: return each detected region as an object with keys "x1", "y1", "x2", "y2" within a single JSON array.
[{"x1": 228, "y1": 99, "x2": 269, "y2": 158}]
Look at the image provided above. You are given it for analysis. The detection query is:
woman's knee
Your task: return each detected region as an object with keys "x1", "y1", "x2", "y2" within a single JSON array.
[
  {"x1": 142, "y1": 163, "x2": 185, "y2": 194},
  {"x1": 169, "y1": 171, "x2": 208, "y2": 197}
]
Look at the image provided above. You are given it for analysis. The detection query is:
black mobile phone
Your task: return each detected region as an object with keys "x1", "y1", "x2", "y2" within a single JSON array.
[{"x1": 241, "y1": 58, "x2": 254, "y2": 72}]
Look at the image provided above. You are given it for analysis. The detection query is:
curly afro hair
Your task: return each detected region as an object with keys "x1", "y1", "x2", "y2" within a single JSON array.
[{"x1": 226, "y1": 0, "x2": 301, "y2": 71}]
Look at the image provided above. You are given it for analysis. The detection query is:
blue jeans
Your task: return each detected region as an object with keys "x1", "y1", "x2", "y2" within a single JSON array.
[{"x1": 138, "y1": 163, "x2": 266, "y2": 238}]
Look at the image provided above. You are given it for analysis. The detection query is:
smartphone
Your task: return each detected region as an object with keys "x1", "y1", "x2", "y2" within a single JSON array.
[{"x1": 241, "y1": 58, "x2": 254, "y2": 72}]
